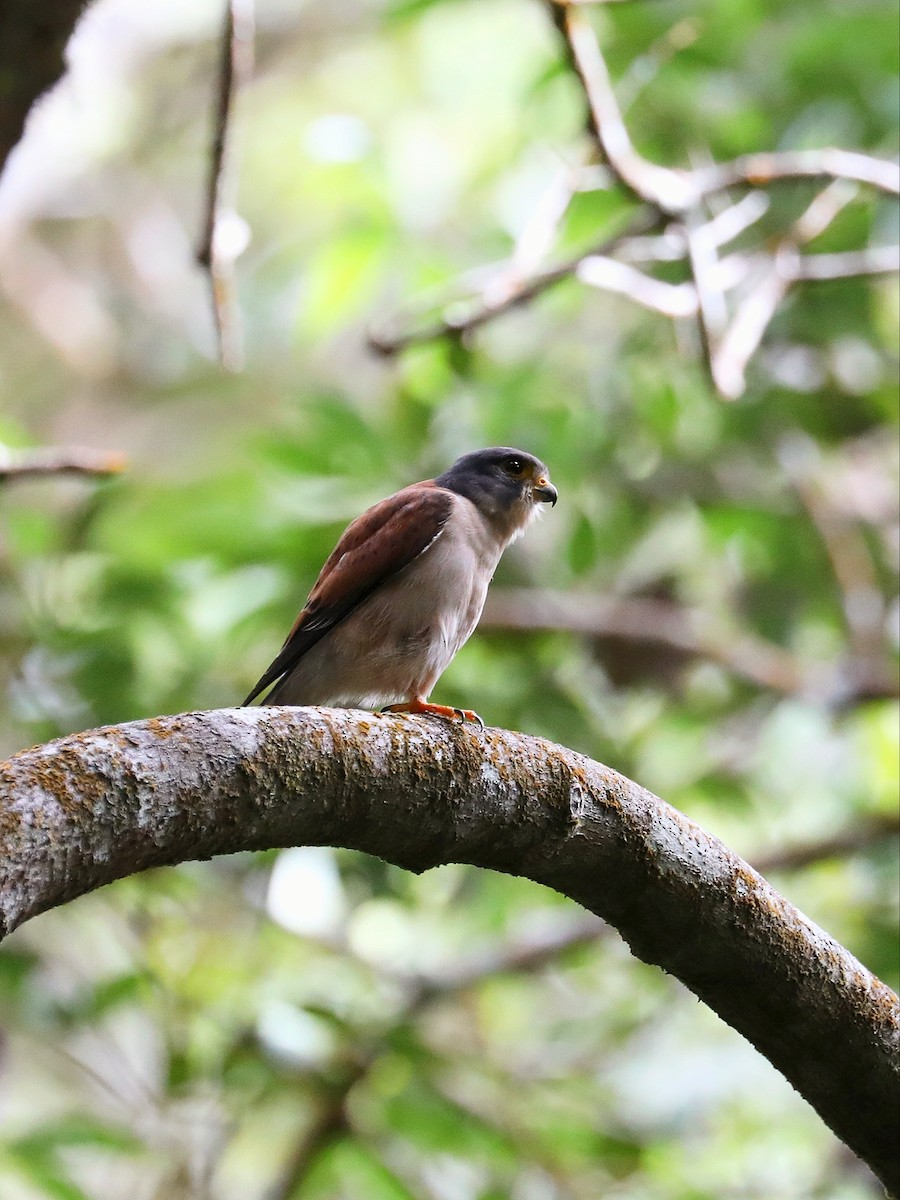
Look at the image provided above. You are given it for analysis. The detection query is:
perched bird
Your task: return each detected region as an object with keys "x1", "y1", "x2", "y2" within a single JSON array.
[{"x1": 242, "y1": 447, "x2": 557, "y2": 724}]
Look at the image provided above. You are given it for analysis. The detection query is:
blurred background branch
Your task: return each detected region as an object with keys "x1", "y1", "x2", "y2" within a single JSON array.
[
  {"x1": 0, "y1": 443, "x2": 126, "y2": 482},
  {"x1": 196, "y1": 0, "x2": 255, "y2": 373},
  {"x1": 481, "y1": 587, "x2": 899, "y2": 703},
  {"x1": 268, "y1": 911, "x2": 609, "y2": 1199},
  {"x1": 370, "y1": 1, "x2": 899, "y2": 402}
]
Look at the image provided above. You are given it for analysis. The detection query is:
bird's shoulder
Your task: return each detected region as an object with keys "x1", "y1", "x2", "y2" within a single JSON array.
[
  {"x1": 293, "y1": 481, "x2": 454, "y2": 634},
  {"x1": 242, "y1": 482, "x2": 456, "y2": 704}
]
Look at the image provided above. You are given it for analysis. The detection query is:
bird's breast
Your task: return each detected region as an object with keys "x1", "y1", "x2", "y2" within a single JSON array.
[
  {"x1": 384, "y1": 497, "x2": 503, "y2": 653},
  {"x1": 275, "y1": 494, "x2": 508, "y2": 707}
]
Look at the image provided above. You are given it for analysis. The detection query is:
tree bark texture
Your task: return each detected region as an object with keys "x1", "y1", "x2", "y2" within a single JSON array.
[{"x1": 0, "y1": 707, "x2": 897, "y2": 1193}]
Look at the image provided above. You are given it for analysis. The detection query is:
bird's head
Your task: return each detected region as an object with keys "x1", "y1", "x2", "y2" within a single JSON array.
[{"x1": 435, "y1": 447, "x2": 558, "y2": 541}]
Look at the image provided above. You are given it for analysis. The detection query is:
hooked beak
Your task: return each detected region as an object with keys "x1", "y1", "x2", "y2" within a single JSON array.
[{"x1": 532, "y1": 479, "x2": 558, "y2": 507}]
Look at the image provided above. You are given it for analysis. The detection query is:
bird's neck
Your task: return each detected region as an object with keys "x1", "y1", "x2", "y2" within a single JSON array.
[{"x1": 471, "y1": 491, "x2": 538, "y2": 549}]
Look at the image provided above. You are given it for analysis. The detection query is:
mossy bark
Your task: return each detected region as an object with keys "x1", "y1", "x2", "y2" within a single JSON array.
[{"x1": 1, "y1": 706, "x2": 897, "y2": 1193}]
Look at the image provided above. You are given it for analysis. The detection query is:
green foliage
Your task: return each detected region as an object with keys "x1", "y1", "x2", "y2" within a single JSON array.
[{"x1": 0, "y1": 0, "x2": 897, "y2": 1196}]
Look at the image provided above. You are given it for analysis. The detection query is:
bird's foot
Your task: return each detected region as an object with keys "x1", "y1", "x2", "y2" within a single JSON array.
[{"x1": 381, "y1": 699, "x2": 485, "y2": 729}]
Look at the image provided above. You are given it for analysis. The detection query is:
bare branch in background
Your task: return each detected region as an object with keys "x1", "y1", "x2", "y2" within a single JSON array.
[
  {"x1": 778, "y1": 433, "x2": 888, "y2": 661},
  {"x1": 791, "y1": 244, "x2": 900, "y2": 281},
  {"x1": 269, "y1": 910, "x2": 608, "y2": 1198},
  {"x1": 560, "y1": 6, "x2": 694, "y2": 211},
  {"x1": 0, "y1": 444, "x2": 127, "y2": 482},
  {"x1": 510, "y1": 161, "x2": 582, "y2": 275},
  {"x1": 480, "y1": 587, "x2": 899, "y2": 704},
  {"x1": 684, "y1": 211, "x2": 728, "y2": 371},
  {"x1": 371, "y1": 3, "x2": 899, "y2": 399},
  {"x1": 710, "y1": 182, "x2": 866, "y2": 397},
  {"x1": 710, "y1": 253, "x2": 792, "y2": 399},
  {"x1": 753, "y1": 813, "x2": 900, "y2": 874},
  {"x1": 368, "y1": 208, "x2": 663, "y2": 354},
  {"x1": 197, "y1": 0, "x2": 255, "y2": 372},
  {"x1": 692, "y1": 149, "x2": 900, "y2": 201},
  {"x1": 576, "y1": 255, "x2": 697, "y2": 315}
]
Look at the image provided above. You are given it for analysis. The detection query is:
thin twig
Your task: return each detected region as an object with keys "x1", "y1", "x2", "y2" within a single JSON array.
[
  {"x1": 700, "y1": 190, "x2": 770, "y2": 248},
  {"x1": 510, "y1": 161, "x2": 581, "y2": 275},
  {"x1": 691, "y1": 148, "x2": 900, "y2": 200},
  {"x1": 709, "y1": 182, "x2": 888, "y2": 398},
  {"x1": 752, "y1": 814, "x2": 900, "y2": 874},
  {"x1": 684, "y1": 211, "x2": 728, "y2": 372},
  {"x1": 791, "y1": 179, "x2": 858, "y2": 243},
  {"x1": 367, "y1": 207, "x2": 662, "y2": 355},
  {"x1": 576, "y1": 254, "x2": 697, "y2": 315},
  {"x1": 266, "y1": 912, "x2": 606, "y2": 1198},
  {"x1": 197, "y1": 0, "x2": 255, "y2": 372},
  {"x1": 0, "y1": 446, "x2": 127, "y2": 482},
  {"x1": 778, "y1": 433, "x2": 887, "y2": 657},
  {"x1": 561, "y1": 6, "x2": 693, "y2": 211},
  {"x1": 618, "y1": 17, "x2": 701, "y2": 113},
  {"x1": 711, "y1": 252, "x2": 792, "y2": 399},
  {"x1": 480, "y1": 587, "x2": 898, "y2": 702},
  {"x1": 790, "y1": 244, "x2": 900, "y2": 281}
]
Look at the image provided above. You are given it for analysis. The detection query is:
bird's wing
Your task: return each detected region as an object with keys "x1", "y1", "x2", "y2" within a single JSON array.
[{"x1": 242, "y1": 482, "x2": 453, "y2": 704}]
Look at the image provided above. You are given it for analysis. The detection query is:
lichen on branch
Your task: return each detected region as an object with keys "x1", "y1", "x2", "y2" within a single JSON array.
[{"x1": 0, "y1": 707, "x2": 897, "y2": 1192}]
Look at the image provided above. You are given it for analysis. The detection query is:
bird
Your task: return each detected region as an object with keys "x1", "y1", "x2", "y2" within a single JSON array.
[{"x1": 241, "y1": 447, "x2": 558, "y2": 724}]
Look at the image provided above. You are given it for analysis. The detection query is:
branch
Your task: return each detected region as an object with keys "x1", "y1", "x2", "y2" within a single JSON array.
[
  {"x1": 480, "y1": 588, "x2": 898, "y2": 702},
  {"x1": 692, "y1": 149, "x2": 900, "y2": 201},
  {"x1": 0, "y1": 445, "x2": 127, "y2": 482},
  {"x1": 710, "y1": 252, "x2": 791, "y2": 399},
  {"x1": 196, "y1": 0, "x2": 255, "y2": 372},
  {"x1": 269, "y1": 911, "x2": 608, "y2": 1197},
  {"x1": 372, "y1": 6, "x2": 898, "y2": 394},
  {"x1": 559, "y1": 6, "x2": 694, "y2": 211},
  {"x1": 708, "y1": 182, "x2": 895, "y2": 399},
  {"x1": 0, "y1": 708, "x2": 896, "y2": 1193},
  {"x1": 367, "y1": 207, "x2": 663, "y2": 355},
  {"x1": 557, "y1": 12, "x2": 900, "y2": 208},
  {"x1": 0, "y1": 0, "x2": 86, "y2": 175},
  {"x1": 753, "y1": 813, "x2": 900, "y2": 874}
]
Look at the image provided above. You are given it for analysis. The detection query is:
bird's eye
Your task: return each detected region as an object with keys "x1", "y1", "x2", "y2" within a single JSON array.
[{"x1": 504, "y1": 457, "x2": 524, "y2": 475}]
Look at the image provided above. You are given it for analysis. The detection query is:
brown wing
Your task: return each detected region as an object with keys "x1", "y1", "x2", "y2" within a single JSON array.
[{"x1": 242, "y1": 482, "x2": 453, "y2": 704}]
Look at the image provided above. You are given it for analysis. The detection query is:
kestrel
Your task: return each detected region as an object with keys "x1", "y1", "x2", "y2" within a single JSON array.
[{"x1": 242, "y1": 447, "x2": 557, "y2": 723}]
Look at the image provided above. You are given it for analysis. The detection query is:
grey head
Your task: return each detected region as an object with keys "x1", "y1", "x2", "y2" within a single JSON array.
[{"x1": 435, "y1": 447, "x2": 558, "y2": 534}]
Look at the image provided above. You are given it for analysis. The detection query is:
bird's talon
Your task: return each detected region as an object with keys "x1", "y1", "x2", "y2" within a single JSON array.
[
  {"x1": 452, "y1": 707, "x2": 485, "y2": 728},
  {"x1": 380, "y1": 700, "x2": 484, "y2": 728}
]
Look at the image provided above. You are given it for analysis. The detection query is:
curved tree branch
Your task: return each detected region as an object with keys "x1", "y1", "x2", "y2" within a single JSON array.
[{"x1": 0, "y1": 707, "x2": 897, "y2": 1193}]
